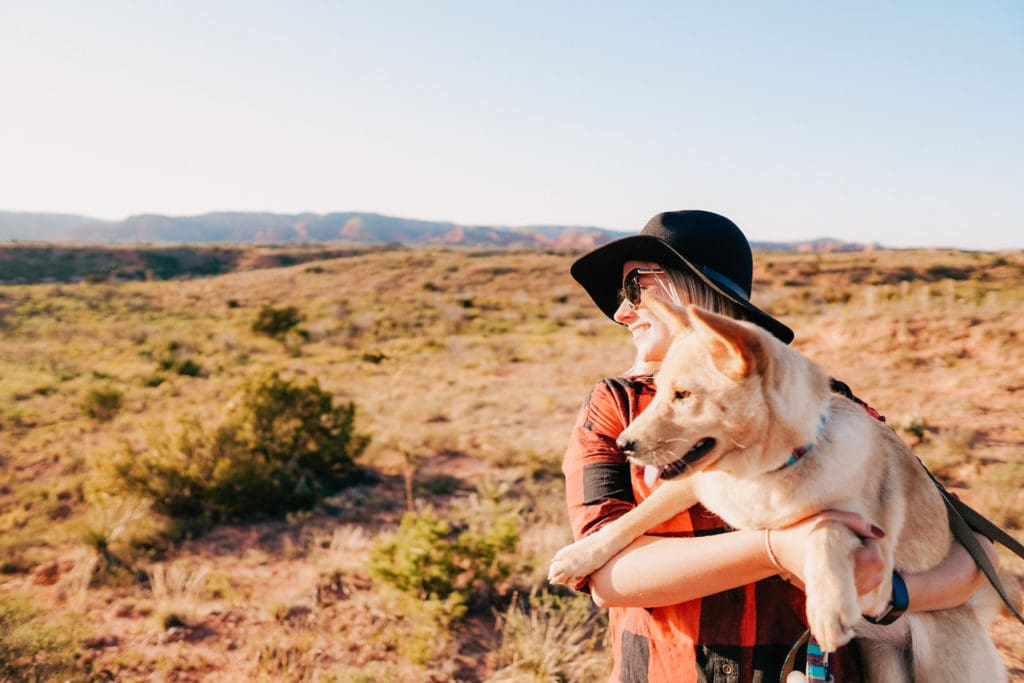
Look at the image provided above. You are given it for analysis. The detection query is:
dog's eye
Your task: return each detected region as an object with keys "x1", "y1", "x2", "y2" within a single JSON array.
[{"x1": 674, "y1": 389, "x2": 691, "y2": 401}]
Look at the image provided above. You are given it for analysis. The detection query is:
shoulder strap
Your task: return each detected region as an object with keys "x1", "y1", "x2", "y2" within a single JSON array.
[
  {"x1": 919, "y1": 460, "x2": 1024, "y2": 625},
  {"x1": 830, "y1": 377, "x2": 886, "y2": 422}
]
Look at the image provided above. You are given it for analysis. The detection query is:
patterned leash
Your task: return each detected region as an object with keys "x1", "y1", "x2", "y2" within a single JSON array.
[{"x1": 780, "y1": 630, "x2": 832, "y2": 683}]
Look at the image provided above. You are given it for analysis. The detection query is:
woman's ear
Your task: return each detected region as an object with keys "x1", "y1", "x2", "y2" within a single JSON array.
[{"x1": 642, "y1": 292, "x2": 691, "y2": 336}]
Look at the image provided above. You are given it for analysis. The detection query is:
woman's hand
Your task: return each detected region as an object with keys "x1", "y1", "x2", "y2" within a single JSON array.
[
  {"x1": 767, "y1": 513, "x2": 996, "y2": 613},
  {"x1": 768, "y1": 511, "x2": 887, "y2": 595}
]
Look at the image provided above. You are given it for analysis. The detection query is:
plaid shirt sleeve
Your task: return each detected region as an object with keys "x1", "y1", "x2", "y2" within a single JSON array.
[{"x1": 561, "y1": 379, "x2": 638, "y2": 591}]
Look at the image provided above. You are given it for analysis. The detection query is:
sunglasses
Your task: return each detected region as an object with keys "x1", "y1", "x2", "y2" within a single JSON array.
[{"x1": 616, "y1": 267, "x2": 664, "y2": 310}]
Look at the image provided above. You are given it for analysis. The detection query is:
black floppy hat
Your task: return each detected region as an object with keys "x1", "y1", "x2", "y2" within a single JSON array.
[{"x1": 570, "y1": 210, "x2": 794, "y2": 344}]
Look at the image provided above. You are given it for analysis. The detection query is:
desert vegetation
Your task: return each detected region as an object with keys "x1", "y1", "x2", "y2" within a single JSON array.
[{"x1": 1, "y1": 244, "x2": 1023, "y2": 681}]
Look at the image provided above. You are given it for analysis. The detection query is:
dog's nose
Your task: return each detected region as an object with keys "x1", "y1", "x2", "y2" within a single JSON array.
[{"x1": 617, "y1": 436, "x2": 636, "y2": 455}]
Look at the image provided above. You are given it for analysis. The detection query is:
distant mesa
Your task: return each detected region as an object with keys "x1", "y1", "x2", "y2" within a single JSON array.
[
  {"x1": 0, "y1": 210, "x2": 873, "y2": 252},
  {"x1": 752, "y1": 237, "x2": 880, "y2": 253}
]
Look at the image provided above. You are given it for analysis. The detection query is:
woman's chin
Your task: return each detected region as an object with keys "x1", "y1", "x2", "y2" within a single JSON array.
[{"x1": 635, "y1": 339, "x2": 669, "y2": 364}]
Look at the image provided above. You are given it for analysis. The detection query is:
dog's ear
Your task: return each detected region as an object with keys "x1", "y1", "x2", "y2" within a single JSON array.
[
  {"x1": 642, "y1": 292, "x2": 691, "y2": 336},
  {"x1": 686, "y1": 305, "x2": 763, "y2": 379}
]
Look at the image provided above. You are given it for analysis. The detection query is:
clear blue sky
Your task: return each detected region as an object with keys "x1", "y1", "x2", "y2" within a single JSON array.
[{"x1": 1, "y1": 1, "x2": 1021, "y2": 248}]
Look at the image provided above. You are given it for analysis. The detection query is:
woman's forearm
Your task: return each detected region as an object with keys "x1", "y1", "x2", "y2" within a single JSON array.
[
  {"x1": 585, "y1": 515, "x2": 996, "y2": 612},
  {"x1": 588, "y1": 530, "x2": 775, "y2": 608},
  {"x1": 586, "y1": 511, "x2": 890, "y2": 610},
  {"x1": 904, "y1": 534, "x2": 997, "y2": 612}
]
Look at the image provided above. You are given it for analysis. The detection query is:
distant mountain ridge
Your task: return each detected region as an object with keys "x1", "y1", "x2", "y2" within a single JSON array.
[{"x1": 0, "y1": 210, "x2": 872, "y2": 252}]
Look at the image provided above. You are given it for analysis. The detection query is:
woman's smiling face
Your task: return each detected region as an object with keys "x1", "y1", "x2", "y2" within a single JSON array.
[{"x1": 614, "y1": 259, "x2": 673, "y2": 364}]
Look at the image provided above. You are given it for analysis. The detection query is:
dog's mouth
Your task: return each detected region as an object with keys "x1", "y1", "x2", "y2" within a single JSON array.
[{"x1": 659, "y1": 438, "x2": 717, "y2": 480}]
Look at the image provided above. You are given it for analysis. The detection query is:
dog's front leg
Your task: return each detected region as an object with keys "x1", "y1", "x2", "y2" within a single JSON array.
[
  {"x1": 548, "y1": 477, "x2": 696, "y2": 587},
  {"x1": 802, "y1": 520, "x2": 866, "y2": 653}
]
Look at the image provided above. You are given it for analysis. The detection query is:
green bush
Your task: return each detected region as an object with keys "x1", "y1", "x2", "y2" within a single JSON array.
[
  {"x1": 175, "y1": 357, "x2": 203, "y2": 377},
  {"x1": 0, "y1": 594, "x2": 82, "y2": 681},
  {"x1": 369, "y1": 505, "x2": 519, "y2": 618},
  {"x1": 82, "y1": 384, "x2": 123, "y2": 421},
  {"x1": 103, "y1": 371, "x2": 370, "y2": 523},
  {"x1": 252, "y1": 305, "x2": 304, "y2": 339}
]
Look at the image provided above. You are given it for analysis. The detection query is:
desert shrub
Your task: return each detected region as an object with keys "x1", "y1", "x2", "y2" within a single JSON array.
[
  {"x1": 175, "y1": 357, "x2": 203, "y2": 377},
  {"x1": 390, "y1": 591, "x2": 466, "y2": 665},
  {"x1": 0, "y1": 594, "x2": 83, "y2": 681},
  {"x1": 82, "y1": 384, "x2": 123, "y2": 421},
  {"x1": 102, "y1": 371, "x2": 370, "y2": 523},
  {"x1": 141, "y1": 373, "x2": 165, "y2": 387},
  {"x1": 416, "y1": 474, "x2": 464, "y2": 497},
  {"x1": 369, "y1": 504, "x2": 519, "y2": 618},
  {"x1": 155, "y1": 341, "x2": 204, "y2": 376},
  {"x1": 894, "y1": 415, "x2": 934, "y2": 442},
  {"x1": 972, "y1": 462, "x2": 1024, "y2": 530},
  {"x1": 254, "y1": 642, "x2": 321, "y2": 681},
  {"x1": 78, "y1": 495, "x2": 166, "y2": 586},
  {"x1": 252, "y1": 305, "x2": 304, "y2": 339},
  {"x1": 361, "y1": 350, "x2": 387, "y2": 364},
  {"x1": 489, "y1": 589, "x2": 610, "y2": 683},
  {"x1": 0, "y1": 539, "x2": 37, "y2": 575},
  {"x1": 149, "y1": 562, "x2": 210, "y2": 629}
]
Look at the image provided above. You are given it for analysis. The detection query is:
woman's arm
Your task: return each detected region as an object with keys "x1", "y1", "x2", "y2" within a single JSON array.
[
  {"x1": 588, "y1": 529, "x2": 775, "y2": 608},
  {"x1": 594, "y1": 511, "x2": 997, "y2": 613},
  {"x1": 589, "y1": 511, "x2": 886, "y2": 608},
  {"x1": 903, "y1": 533, "x2": 998, "y2": 612}
]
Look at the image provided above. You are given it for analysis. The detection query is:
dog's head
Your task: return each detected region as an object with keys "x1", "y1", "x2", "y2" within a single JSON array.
[{"x1": 617, "y1": 294, "x2": 799, "y2": 481}]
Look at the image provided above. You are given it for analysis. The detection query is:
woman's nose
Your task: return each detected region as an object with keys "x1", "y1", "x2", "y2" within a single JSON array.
[{"x1": 613, "y1": 298, "x2": 636, "y2": 324}]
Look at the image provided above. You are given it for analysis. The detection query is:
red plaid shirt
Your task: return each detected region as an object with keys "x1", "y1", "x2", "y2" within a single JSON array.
[{"x1": 563, "y1": 376, "x2": 866, "y2": 683}]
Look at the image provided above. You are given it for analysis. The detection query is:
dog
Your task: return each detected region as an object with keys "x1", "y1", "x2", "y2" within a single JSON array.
[{"x1": 548, "y1": 295, "x2": 1005, "y2": 682}]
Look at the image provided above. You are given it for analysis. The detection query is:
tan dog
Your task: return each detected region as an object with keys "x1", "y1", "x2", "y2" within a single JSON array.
[{"x1": 549, "y1": 296, "x2": 1005, "y2": 682}]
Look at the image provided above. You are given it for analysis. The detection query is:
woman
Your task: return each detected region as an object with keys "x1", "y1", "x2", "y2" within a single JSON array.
[{"x1": 562, "y1": 210, "x2": 994, "y2": 682}]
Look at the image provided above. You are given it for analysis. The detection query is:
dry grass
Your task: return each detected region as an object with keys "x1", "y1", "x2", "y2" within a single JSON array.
[{"x1": 2, "y1": 245, "x2": 1024, "y2": 679}]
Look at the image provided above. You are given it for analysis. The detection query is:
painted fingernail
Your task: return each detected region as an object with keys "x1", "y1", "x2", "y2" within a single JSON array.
[{"x1": 870, "y1": 525, "x2": 886, "y2": 538}]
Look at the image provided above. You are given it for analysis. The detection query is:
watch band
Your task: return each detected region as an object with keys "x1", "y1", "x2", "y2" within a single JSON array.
[{"x1": 864, "y1": 570, "x2": 909, "y2": 625}]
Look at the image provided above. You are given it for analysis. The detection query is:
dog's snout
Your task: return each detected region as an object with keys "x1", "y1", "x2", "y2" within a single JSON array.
[{"x1": 617, "y1": 436, "x2": 636, "y2": 455}]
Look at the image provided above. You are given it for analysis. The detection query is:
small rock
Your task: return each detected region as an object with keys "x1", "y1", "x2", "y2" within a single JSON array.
[
  {"x1": 84, "y1": 635, "x2": 120, "y2": 649},
  {"x1": 31, "y1": 561, "x2": 60, "y2": 585}
]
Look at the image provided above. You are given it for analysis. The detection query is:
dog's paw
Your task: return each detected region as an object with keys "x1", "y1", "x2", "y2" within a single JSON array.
[
  {"x1": 806, "y1": 593, "x2": 860, "y2": 653},
  {"x1": 859, "y1": 578, "x2": 892, "y2": 620},
  {"x1": 546, "y1": 557, "x2": 579, "y2": 587},
  {"x1": 546, "y1": 543, "x2": 599, "y2": 587}
]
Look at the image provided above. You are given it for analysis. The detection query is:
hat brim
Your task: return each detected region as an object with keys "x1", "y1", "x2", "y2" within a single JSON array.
[{"x1": 571, "y1": 234, "x2": 794, "y2": 344}]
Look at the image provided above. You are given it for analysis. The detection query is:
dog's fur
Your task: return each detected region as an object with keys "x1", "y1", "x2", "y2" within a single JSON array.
[{"x1": 548, "y1": 296, "x2": 1005, "y2": 682}]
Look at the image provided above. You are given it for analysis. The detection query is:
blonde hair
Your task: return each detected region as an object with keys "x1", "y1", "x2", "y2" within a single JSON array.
[{"x1": 625, "y1": 267, "x2": 746, "y2": 377}]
